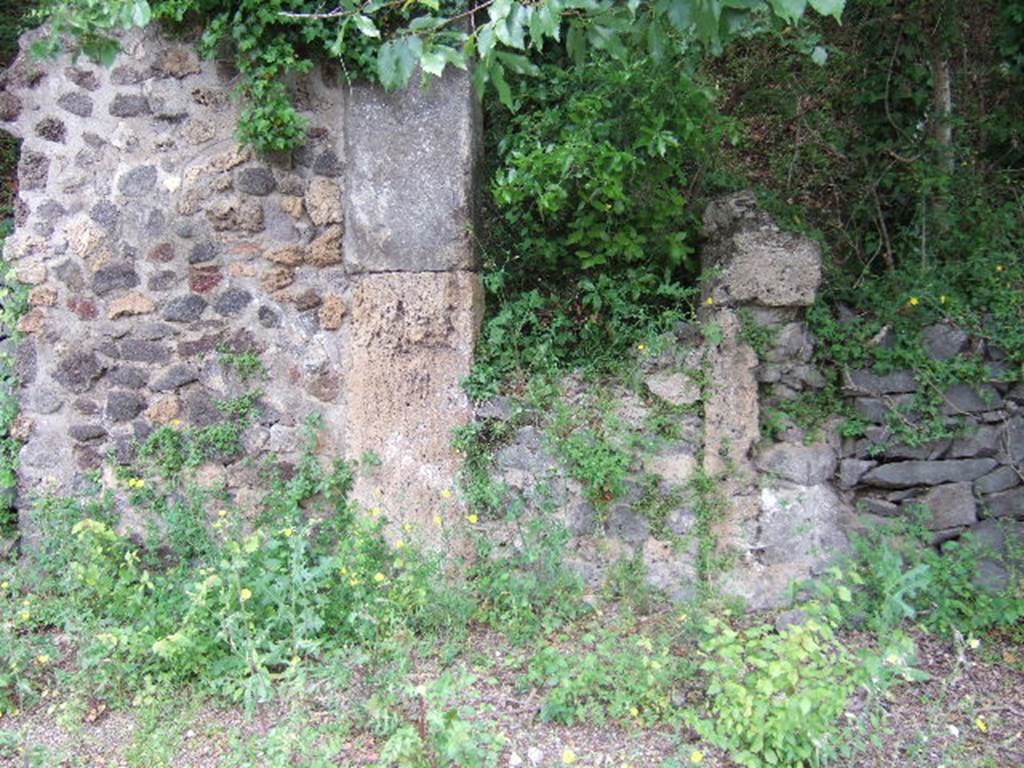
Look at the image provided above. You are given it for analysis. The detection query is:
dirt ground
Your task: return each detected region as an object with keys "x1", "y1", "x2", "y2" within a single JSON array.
[{"x1": 1, "y1": 623, "x2": 1021, "y2": 768}]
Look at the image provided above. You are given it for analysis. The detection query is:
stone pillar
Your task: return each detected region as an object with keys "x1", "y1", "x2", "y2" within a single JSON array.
[
  {"x1": 343, "y1": 72, "x2": 483, "y2": 535},
  {"x1": 700, "y1": 192, "x2": 844, "y2": 608}
]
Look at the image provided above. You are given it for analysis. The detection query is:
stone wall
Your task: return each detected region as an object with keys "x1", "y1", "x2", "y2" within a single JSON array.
[
  {"x1": 472, "y1": 192, "x2": 1022, "y2": 610},
  {"x1": 0, "y1": 26, "x2": 481, "y2": 543},
  {"x1": 1, "y1": 24, "x2": 1018, "y2": 608},
  {"x1": 838, "y1": 330, "x2": 1023, "y2": 589}
]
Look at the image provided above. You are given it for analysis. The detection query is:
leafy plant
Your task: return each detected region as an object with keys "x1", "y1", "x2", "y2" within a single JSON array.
[
  {"x1": 375, "y1": 672, "x2": 505, "y2": 768},
  {"x1": 523, "y1": 625, "x2": 695, "y2": 726},
  {"x1": 467, "y1": 517, "x2": 588, "y2": 642},
  {"x1": 694, "y1": 613, "x2": 857, "y2": 768},
  {"x1": 814, "y1": 519, "x2": 1024, "y2": 639}
]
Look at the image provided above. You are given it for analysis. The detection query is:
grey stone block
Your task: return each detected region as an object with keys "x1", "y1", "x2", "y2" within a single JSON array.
[
  {"x1": 701, "y1": 192, "x2": 822, "y2": 307},
  {"x1": 942, "y1": 383, "x2": 1002, "y2": 414},
  {"x1": 162, "y1": 294, "x2": 208, "y2": 323},
  {"x1": 118, "y1": 165, "x2": 158, "y2": 197},
  {"x1": 755, "y1": 442, "x2": 837, "y2": 485},
  {"x1": 53, "y1": 351, "x2": 106, "y2": 393},
  {"x1": 965, "y1": 518, "x2": 1024, "y2": 592},
  {"x1": 862, "y1": 458, "x2": 998, "y2": 489},
  {"x1": 980, "y1": 487, "x2": 1024, "y2": 519},
  {"x1": 109, "y1": 93, "x2": 151, "y2": 117},
  {"x1": 606, "y1": 505, "x2": 650, "y2": 547},
  {"x1": 236, "y1": 167, "x2": 277, "y2": 196},
  {"x1": 922, "y1": 323, "x2": 969, "y2": 361},
  {"x1": 152, "y1": 364, "x2": 199, "y2": 391},
  {"x1": 839, "y1": 459, "x2": 876, "y2": 489},
  {"x1": 948, "y1": 424, "x2": 1002, "y2": 458},
  {"x1": 906, "y1": 482, "x2": 977, "y2": 529},
  {"x1": 855, "y1": 496, "x2": 900, "y2": 517},
  {"x1": 844, "y1": 369, "x2": 918, "y2": 395},
  {"x1": 975, "y1": 466, "x2": 1022, "y2": 495},
  {"x1": 213, "y1": 289, "x2": 252, "y2": 316},
  {"x1": 106, "y1": 391, "x2": 146, "y2": 422},
  {"x1": 57, "y1": 91, "x2": 93, "y2": 117},
  {"x1": 92, "y1": 261, "x2": 140, "y2": 299},
  {"x1": 345, "y1": 69, "x2": 480, "y2": 272}
]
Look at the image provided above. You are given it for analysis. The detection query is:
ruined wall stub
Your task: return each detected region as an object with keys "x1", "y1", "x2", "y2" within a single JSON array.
[
  {"x1": 701, "y1": 192, "x2": 848, "y2": 608},
  {"x1": 0, "y1": 26, "x2": 481, "y2": 544}
]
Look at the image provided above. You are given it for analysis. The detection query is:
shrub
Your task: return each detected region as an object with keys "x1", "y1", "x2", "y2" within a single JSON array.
[
  {"x1": 694, "y1": 614, "x2": 857, "y2": 768},
  {"x1": 469, "y1": 53, "x2": 727, "y2": 393}
]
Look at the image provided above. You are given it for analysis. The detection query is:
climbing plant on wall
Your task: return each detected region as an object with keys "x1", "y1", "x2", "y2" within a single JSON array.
[{"x1": 33, "y1": 0, "x2": 846, "y2": 152}]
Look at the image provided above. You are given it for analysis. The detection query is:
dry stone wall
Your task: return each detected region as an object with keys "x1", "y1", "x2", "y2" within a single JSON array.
[
  {"x1": 0, "y1": 26, "x2": 481, "y2": 543},
  {"x1": 472, "y1": 192, "x2": 1022, "y2": 610}
]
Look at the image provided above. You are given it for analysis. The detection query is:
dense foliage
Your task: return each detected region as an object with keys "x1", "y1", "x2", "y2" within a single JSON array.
[
  {"x1": 36, "y1": 0, "x2": 845, "y2": 153},
  {"x1": 467, "y1": 53, "x2": 727, "y2": 395}
]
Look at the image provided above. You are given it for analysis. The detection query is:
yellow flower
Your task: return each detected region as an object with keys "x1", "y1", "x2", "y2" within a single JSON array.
[
  {"x1": 441, "y1": 488, "x2": 453, "y2": 499},
  {"x1": 291, "y1": 655, "x2": 301, "y2": 666},
  {"x1": 394, "y1": 539, "x2": 405, "y2": 549},
  {"x1": 35, "y1": 655, "x2": 49, "y2": 665},
  {"x1": 909, "y1": 296, "x2": 920, "y2": 306},
  {"x1": 996, "y1": 264, "x2": 1004, "y2": 272},
  {"x1": 690, "y1": 750, "x2": 705, "y2": 764},
  {"x1": 374, "y1": 572, "x2": 387, "y2": 583},
  {"x1": 975, "y1": 716, "x2": 989, "y2": 733},
  {"x1": 466, "y1": 514, "x2": 479, "y2": 524},
  {"x1": 940, "y1": 294, "x2": 948, "y2": 304},
  {"x1": 370, "y1": 507, "x2": 382, "y2": 517},
  {"x1": 170, "y1": 419, "x2": 182, "y2": 427},
  {"x1": 19, "y1": 611, "x2": 30, "y2": 621},
  {"x1": 282, "y1": 527, "x2": 294, "y2": 538},
  {"x1": 637, "y1": 343, "x2": 647, "y2": 351},
  {"x1": 968, "y1": 637, "x2": 980, "y2": 650},
  {"x1": 705, "y1": 296, "x2": 714, "y2": 306},
  {"x1": 239, "y1": 588, "x2": 253, "y2": 602},
  {"x1": 217, "y1": 509, "x2": 228, "y2": 518},
  {"x1": 630, "y1": 706, "x2": 640, "y2": 717},
  {"x1": 433, "y1": 514, "x2": 443, "y2": 527},
  {"x1": 562, "y1": 748, "x2": 577, "y2": 765},
  {"x1": 0, "y1": 581, "x2": 8, "y2": 589},
  {"x1": 403, "y1": 522, "x2": 413, "y2": 533}
]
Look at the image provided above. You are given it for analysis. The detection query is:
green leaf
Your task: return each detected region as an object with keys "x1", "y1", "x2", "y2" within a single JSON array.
[
  {"x1": 376, "y1": 36, "x2": 423, "y2": 90},
  {"x1": 421, "y1": 49, "x2": 447, "y2": 77},
  {"x1": 495, "y1": 51, "x2": 540, "y2": 76},
  {"x1": 132, "y1": 1, "x2": 153, "y2": 27},
  {"x1": 666, "y1": 0, "x2": 694, "y2": 31},
  {"x1": 566, "y1": 23, "x2": 587, "y2": 64},
  {"x1": 353, "y1": 14, "x2": 381, "y2": 39},
  {"x1": 768, "y1": 0, "x2": 807, "y2": 23},
  {"x1": 477, "y1": 25, "x2": 497, "y2": 59},
  {"x1": 808, "y1": 0, "x2": 844, "y2": 20},
  {"x1": 490, "y1": 61, "x2": 512, "y2": 106}
]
